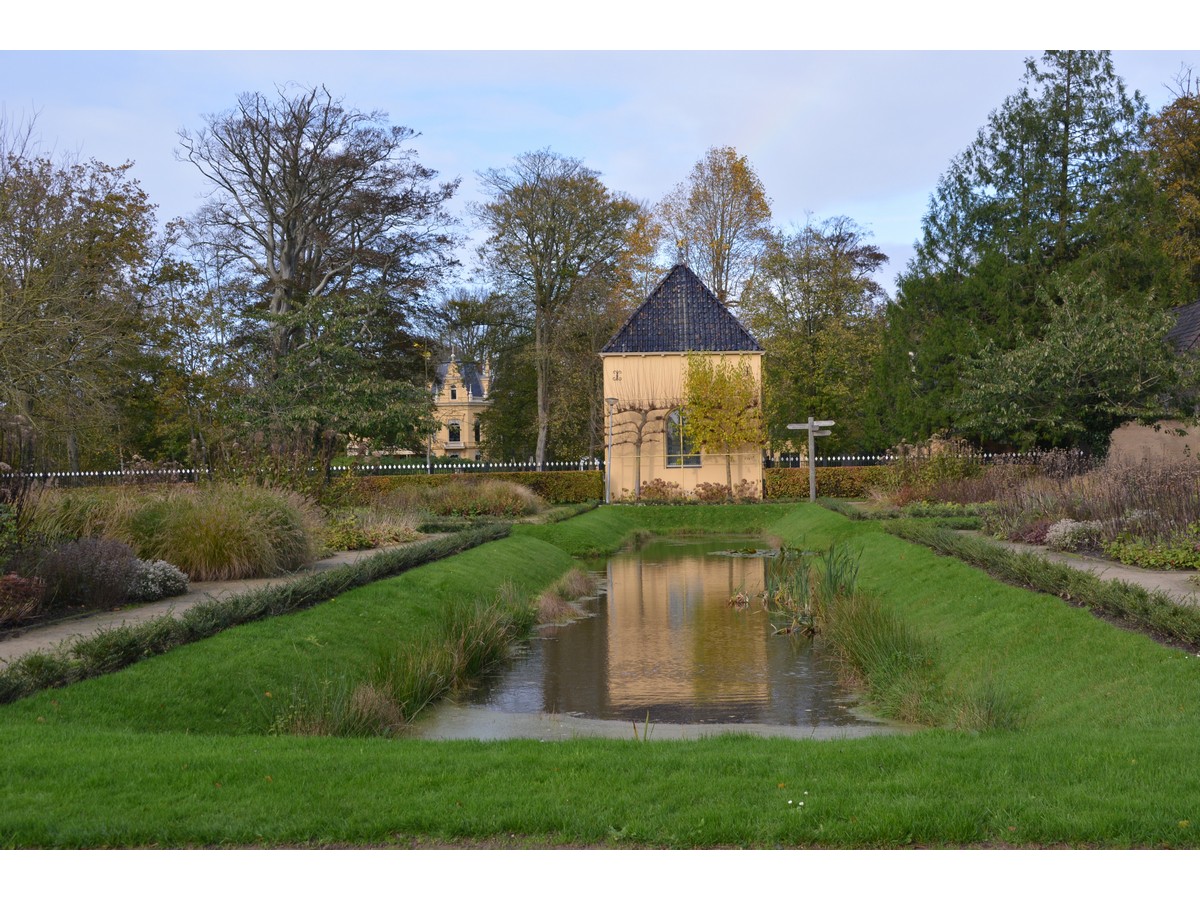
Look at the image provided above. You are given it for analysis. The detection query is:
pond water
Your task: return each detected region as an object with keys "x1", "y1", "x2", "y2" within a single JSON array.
[{"x1": 411, "y1": 536, "x2": 900, "y2": 741}]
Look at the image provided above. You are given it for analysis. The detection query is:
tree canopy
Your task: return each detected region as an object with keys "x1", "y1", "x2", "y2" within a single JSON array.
[
  {"x1": 872, "y1": 50, "x2": 1186, "y2": 448},
  {"x1": 657, "y1": 146, "x2": 772, "y2": 307},
  {"x1": 475, "y1": 149, "x2": 639, "y2": 466}
]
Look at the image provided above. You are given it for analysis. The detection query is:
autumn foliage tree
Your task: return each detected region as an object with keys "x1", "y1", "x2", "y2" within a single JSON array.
[
  {"x1": 657, "y1": 146, "x2": 772, "y2": 307},
  {"x1": 0, "y1": 149, "x2": 155, "y2": 468},
  {"x1": 682, "y1": 354, "x2": 763, "y2": 497}
]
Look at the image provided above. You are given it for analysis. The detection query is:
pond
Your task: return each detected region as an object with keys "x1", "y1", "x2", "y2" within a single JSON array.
[{"x1": 411, "y1": 536, "x2": 901, "y2": 741}]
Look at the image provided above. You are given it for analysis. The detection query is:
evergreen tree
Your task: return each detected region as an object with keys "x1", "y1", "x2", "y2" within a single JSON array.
[{"x1": 873, "y1": 51, "x2": 1181, "y2": 448}]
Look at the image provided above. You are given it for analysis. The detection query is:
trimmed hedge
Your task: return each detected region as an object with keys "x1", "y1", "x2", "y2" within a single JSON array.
[
  {"x1": 885, "y1": 519, "x2": 1200, "y2": 652},
  {"x1": 764, "y1": 466, "x2": 888, "y2": 500},
  {"x1": 0, "y1": 525, "x2": 511, "y2": 705},
  {"x1": 358, "y1": 471, "x2": 602, "y2": 504}
]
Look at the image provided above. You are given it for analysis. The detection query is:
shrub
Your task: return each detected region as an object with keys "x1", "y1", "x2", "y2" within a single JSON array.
[
  {"x1": 37, "y1": 537, "x2": 138, "y2": 611},
  {"x1": 1044, "y1": 518, "x2": 1102, "y2": 553},
  {"x1": 359, "y1": 471, "x2": 602, "y2": 504},
  {"x1": 127, "y1": 559, "x2": 190, "y2": 604},
  {"x1": 0, "y1": 574, "x2": 47, "y2": 628},
  {"x1": 764, "y1": 467, "x2": 887, "y2": 500},
  {"x1": 693, "y1": 482, "x2": 730, "y2": 503},
  {"x1": 322, "y1": 507, "x2": 420, "y2": 552},
  {"x1": 637, "y1": 479, "x2": 688, "y2": 503}
]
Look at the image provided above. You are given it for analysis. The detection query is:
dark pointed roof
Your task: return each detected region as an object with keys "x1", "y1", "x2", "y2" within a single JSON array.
[
  {"x1": 601, "y1": 264, "x2": 763, "y2": 354},
  {"x1": 1168, "y1": 299, "x2": 1200, "y2": 352},
  {"x1": 434, "y1": 360, "x2": 486, "y2": 397}
]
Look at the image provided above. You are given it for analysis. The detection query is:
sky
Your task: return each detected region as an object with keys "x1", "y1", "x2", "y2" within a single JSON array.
[{"x1": 1, "y1": 7, "x2": 1196, "y2": 295}]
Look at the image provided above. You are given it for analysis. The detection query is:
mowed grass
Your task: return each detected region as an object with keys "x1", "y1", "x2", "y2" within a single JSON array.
[{"x1": 3, "y1": 502, "x2": 1200, "y2": 847}]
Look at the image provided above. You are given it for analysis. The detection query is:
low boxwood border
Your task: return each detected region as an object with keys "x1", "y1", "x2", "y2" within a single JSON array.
[
  {"x1": 882, "y1": 519, "x2": 1200, "y2": 652},
  {"x1": 0, "y1": 525, "x2": 511, "y2": 704}
]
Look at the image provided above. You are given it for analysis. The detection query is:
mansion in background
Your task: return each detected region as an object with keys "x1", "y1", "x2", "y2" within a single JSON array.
[{"x1": 431, "y1": 355, "x2": 492, "y2": 460}]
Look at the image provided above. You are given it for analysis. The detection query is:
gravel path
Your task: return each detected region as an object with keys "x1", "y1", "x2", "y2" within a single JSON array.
[
  {"x1": 971, "y1": 534, "x2": 1200, "y2": 606},
  {"x1": 0, "y1": 543, "x2": 418, "y2": 668}
]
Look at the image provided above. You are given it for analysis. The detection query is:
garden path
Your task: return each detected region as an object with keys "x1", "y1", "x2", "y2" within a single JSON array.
[
  {"x1": 0, "y1": 542, "x2": 426, "y2": 668},
  {"x1": 974, "y1": 534, "x2": 1200, "y2": 606}
]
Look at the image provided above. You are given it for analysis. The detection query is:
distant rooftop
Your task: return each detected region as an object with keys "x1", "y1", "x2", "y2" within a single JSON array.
[
  {"x1": 1168, "y1": 299, "x2": 1200, "y2": 352},
  {"x1": 600, "y1": 264, "x2": 763, "y2": 354}
]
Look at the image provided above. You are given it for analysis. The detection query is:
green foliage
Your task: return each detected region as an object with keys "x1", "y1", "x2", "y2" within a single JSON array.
[
  {"x1": 956, "y1": 274, "x2": 1188, "y2": 451},
  {"x1": 872, "y1": 51, "x2": 1186, "y2": 447},
  {"x1": 1104, "y1": 526, "x2": 1200, "y2": 570},
  {"x1": 0, "y1": 153, "x2": 155, "y2": 469},
  {"x1": 740, "y1": 217, "x2": 887, "y2": 452}
]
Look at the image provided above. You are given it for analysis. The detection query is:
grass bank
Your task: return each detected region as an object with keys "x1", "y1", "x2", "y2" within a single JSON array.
[{"x1": 3, "y1": 503, "x2": 1200, "y2": 847}]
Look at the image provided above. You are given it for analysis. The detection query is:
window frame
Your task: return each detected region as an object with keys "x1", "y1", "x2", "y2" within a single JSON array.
[{"x1": 665, "y1": 408, "x2": 701, "y2": 468}]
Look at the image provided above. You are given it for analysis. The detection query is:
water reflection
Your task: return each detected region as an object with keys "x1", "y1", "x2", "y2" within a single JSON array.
[{"x1": 462, "y1": 537, "x2": 876, "y2": 728}]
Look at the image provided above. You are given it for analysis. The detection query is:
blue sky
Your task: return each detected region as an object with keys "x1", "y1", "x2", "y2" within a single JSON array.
[{"x1": 2, "y1": 16, "x2": 1195, "y2": 294}]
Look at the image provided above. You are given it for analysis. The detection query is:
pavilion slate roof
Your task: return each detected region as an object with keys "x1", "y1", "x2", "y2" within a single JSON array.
[
  {"x1": 1168, "y1": 299, "x2": 1200, "y2": 352},
  {"x1": 600, "y1": 264, "x2": 763, "y2": 354}
]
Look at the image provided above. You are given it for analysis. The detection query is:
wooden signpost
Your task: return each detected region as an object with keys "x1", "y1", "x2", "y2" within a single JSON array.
[{"x1": 786, "y1": 417, "x2": 835, "y2": 501}]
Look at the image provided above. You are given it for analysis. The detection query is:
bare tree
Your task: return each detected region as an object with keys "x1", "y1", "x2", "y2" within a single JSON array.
[
  {"x1": 475, "y1": 149, "x2": 638, "y2": 468},
  {"x1": 178, "y1": 84, "x2": 459, "y2": 369}
]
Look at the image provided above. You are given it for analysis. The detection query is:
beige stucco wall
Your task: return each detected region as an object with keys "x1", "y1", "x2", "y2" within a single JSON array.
[
  {"x1": 600, "y1": 352, "x2": 763, "y2": 499},
  {"x1": 1108, "y1": 420, "x2": 1200, "y2": 465}
]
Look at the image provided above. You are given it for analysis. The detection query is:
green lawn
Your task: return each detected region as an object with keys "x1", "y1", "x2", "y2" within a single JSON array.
[{"x1": 2, "y1": 503, "x2": 1199, "y2": 847}]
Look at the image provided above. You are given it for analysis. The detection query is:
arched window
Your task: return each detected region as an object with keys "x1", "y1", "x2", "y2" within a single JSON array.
[
  {"x1": 448, "y1": 422, "x2": 461, "y2": 442},
  {"x1": 665, "y1": 409, "x2": 700, "y2": 468}
]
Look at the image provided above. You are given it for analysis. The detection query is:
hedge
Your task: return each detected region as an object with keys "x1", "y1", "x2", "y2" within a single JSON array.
[
  {"x1": 0, "y1": 525, "x2": 511, "y2": 705},
  {"x1": 764, "y1": 466, "x2": 888, "y2": 500},
  {"x1": 357, "y1": 471, "x2": 602, "y2": 504}
]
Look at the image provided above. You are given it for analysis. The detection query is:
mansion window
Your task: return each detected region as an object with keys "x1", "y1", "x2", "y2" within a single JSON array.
[
  {"x1": 450, "y1": 385, "x2": 457, "y2": 400},
  {"x1": 665, "y1": 409, "x2": 700, "y2": 468},
  {"x1": 448, "y1": 422, "x2": 461, "y2": 442}
]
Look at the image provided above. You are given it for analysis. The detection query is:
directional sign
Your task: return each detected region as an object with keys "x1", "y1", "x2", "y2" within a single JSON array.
[{"x1": 783, "y1": 416, "x2": 837, "y2": 502}]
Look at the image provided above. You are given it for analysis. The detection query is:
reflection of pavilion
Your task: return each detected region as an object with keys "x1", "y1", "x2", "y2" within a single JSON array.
[{"x1": 542, "y1": 549, "x2": 786, "y2": 722}]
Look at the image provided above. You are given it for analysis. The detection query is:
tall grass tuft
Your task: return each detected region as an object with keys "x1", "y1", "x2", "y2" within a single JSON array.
[
  {"x1": 269, "y1": 577, "x2": 537, "y2": 737},
  {"x1": 821, "y1": 588, "x2": 944, "y2": 726},
  {"x1": 29, "y1": 484, "x2": 320, "y2": 580},
  {"x1": 536, "y1": 567, "x2": 594, "y2": 624}
]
